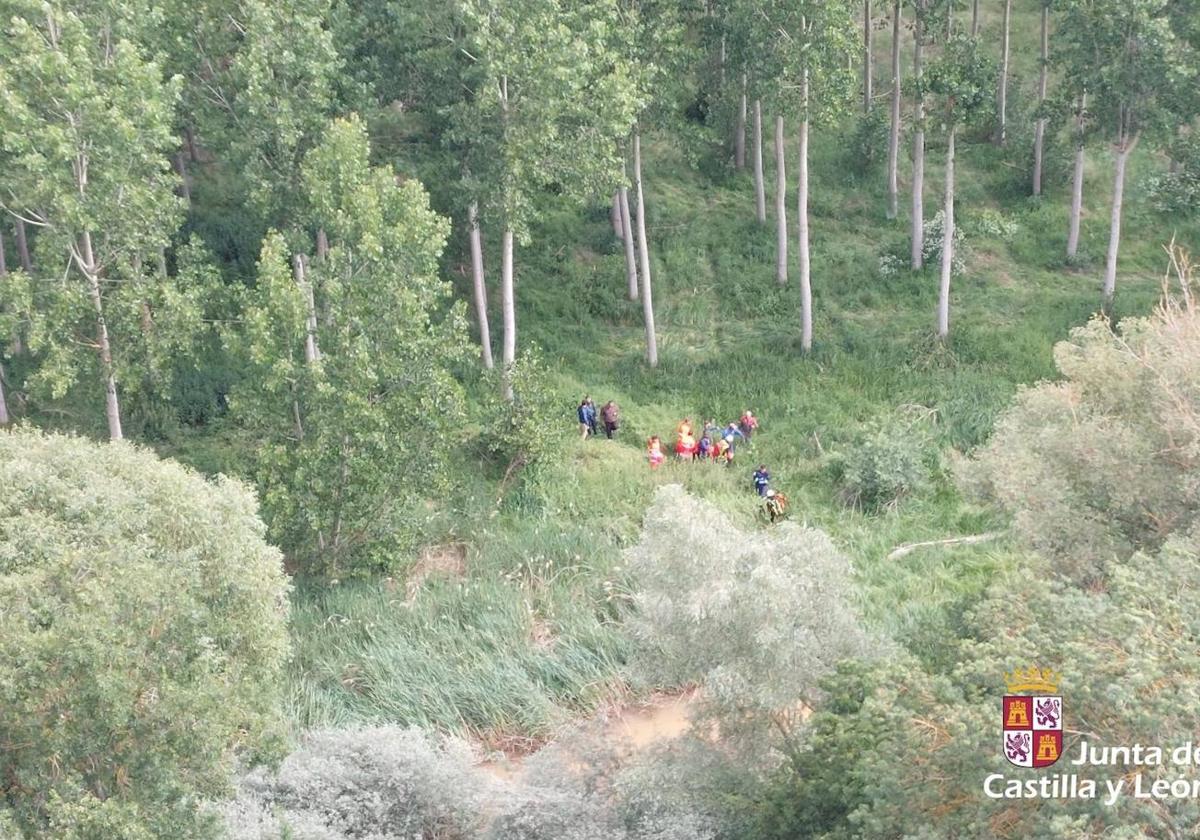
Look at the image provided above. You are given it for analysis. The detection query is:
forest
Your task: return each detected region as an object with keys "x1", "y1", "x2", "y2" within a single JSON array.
[{"x1": 1, "y1": 0, "x2": 1199, "y2": 837}]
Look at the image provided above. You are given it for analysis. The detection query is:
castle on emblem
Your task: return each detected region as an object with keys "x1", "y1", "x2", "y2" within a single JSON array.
[{"x1": 1002, "y1": 667, "x2": 1063, "y2": 769}]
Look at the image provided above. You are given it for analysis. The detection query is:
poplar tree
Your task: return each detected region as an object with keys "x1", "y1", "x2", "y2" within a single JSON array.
[
  {"x1": 454, "y1": 0, "x2": 640, "y2": 390},
  {"x1": 1057, "y1": 0, "x2": 1196, "y2": 312},
  {"x1": 0, "y1": 4, "x2": 187, "y2": 439},
  {"x1": 925, "y1": 35, "x2": 994, "y2": 339},
  {"x1": 235, "y1": 117, "x2": 468, "y2": 575}
]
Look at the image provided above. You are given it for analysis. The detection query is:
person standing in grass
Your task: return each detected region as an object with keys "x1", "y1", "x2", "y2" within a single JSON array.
[
  {"x1": 647, "y1": 435, "x2": 665, "y2": 468},
  {"x1": 578, "y1": 397, "x2": 596, "y2": 440},
  {"x1": 601, "y1": 400, "x2": 620, "y2": 439},
  {"x1": 753, "y1": 464, "x2": 771, "y2": 496},
  {"x1": 724, "y1": 422, "x2": 746, "y2": 452},
  {"x1": 739, "y1": 410, "x2": 759, "y2": 444},
  {"x1": 702, "y1": 418, "x2": 720, "y2": 443}
]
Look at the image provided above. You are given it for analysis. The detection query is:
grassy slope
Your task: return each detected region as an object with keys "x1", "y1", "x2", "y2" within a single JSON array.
[{"x1": 282, "y1": 0, "x2": 1198, "y2": 741}]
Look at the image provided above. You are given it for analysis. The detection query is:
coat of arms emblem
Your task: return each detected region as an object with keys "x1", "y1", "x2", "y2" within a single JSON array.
[{"x1": 1002, "y1": 667, "x2": 1062, "y2": 768}]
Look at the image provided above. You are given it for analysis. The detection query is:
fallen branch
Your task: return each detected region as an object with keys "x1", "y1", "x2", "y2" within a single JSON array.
[{"x1": 886, "y1": 531, "x2": 1004, "y2": 561}]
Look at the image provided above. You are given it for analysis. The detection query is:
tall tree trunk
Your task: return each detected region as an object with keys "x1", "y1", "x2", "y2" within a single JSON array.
[
  {"x1": 0, "y1": 364, "x2": 9, "y2": 425},
  {"x1": 316, "y1": 228, "x2": 329, "y2": 260},
  {"x1": 79, "y1": 231, "x2": 122, "y2": 440},
  {"x1": 937, "y1": 127, "x2": 956, "y2": 339},
  {"x1": 996, "y1": 0, "x2": 1012, "y2": 145},
  {"x1": 753, "y1": 100, "x2": 767, "y2": 223},
  {"x1": 1103, "y1": 126, "x2": 1139, "y2": 313},
  {"x1": 633, "y1": 130, "x2": 658, "y2": 367},
  {"x1": 175, "y1": 151, "x2": 191, "y2": 204},
  {"x1": 863, "y1": 0, "x2": 874, "y2": 113},
  {"x1": 1032, "y1": 2, "x2": 1049, "y2": 195},
  {"x1": 294, "y1": 254, "x2": 320, "y2": 364},
  {"x1": 735, "y1": 73, "x2": 747, "y2": 169},
  {"x1": 971, "y1": 0, "x2": 980, "y2": 36},
  {"x1": 469, "y1": 202, "x2": 494, "y2": 369},
  {"x1": 911, "y1": 7, "x2": 926, "y2": 269},
  {"x1": 14, "y1": 218, "x2": 32, "y2": 273},
  {"x1": 0, "y1": 232, "x2": 10, "y2": 419},
  {"x1": 1067, "y1": 94, "x2": 1087, "y2": 259},
  {"x1": 620, "y1": 182, "x2": 638, "y2": 300},
  {"x1": 611, "y1": 192, "x2": 623, "y2": 239},
  {"x1": 501, "y1": 225, "x2": 516, "y2": 399},
  {"x1": 798, "y1": 73, "x2": 813, "y2": 352},
  {"x1": 886, "y1": 0, "x2": 902, "y2": 220},
  {"x1": 185, "y1": 125, "x2": 199, "y2": 163},
  {"x1": 775, "y1": 115, "x2": 788, "y2": 285}
]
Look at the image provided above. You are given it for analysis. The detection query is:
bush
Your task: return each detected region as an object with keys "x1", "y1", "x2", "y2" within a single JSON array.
[
  {"x1": 624, "y1": 485, "x2": 876, "y2": 746},
  {"x1": 1143, "y1": 132, "x2": 1200, "y2": 216},
  {"x1": 921, "y1": 210, "x2": 967, "y2": 276},
  {"x1": 830, "y1": 420, "x2": 932, "y2": 511},
  {"x1": 221, "y1": 727, "x2": 487, "y2": 839},
  {"x1": 0, "y1": 429, "x2": 290, "y2": 838},
  {"x1": 960, "y1": 257, "x2": 1200, "y2": 584}
]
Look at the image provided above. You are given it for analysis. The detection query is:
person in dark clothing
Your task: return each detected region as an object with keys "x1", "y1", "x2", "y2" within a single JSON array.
[
  {"x1": 578, "y1": 397, "x2": 596, "y2": 440},
  {"x1": 753, "y1": 465, "x2": 771, "y2": 496},
  {"x1": 600, "y1": 400, "x2": 620, "y2": 439}
]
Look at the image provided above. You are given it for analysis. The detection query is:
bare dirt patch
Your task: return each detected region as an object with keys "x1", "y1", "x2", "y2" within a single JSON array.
[{"x1": 404, "y1": 542, "x2": 467, "y2": 601}]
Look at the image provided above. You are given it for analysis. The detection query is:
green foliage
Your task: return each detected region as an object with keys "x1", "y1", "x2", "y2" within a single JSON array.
[
  {"x1": 626, "y1": 485, "x2": 876, "y2": 747},
  {"x1": 961, "y1": 283, "x2": 1200, "y2": 584},
  {"x1": 1144, "y1": 131, "x2": 1200, "y2": 215},
  {"x1": 0, "y1": 428, "x2": 290, "y2": 838},
  {"x1": 756, "y1": 533, "x2": 1200, "y2": 839},
  {"x1": 232, "y1": 116, "x2": 468, "y2": 577},
  {"x1": 477, "y1": 345, "x2": 567, "y2": 474},
  {"x1": 829, "y1": 418, "x2": 933, "y2": 511}
]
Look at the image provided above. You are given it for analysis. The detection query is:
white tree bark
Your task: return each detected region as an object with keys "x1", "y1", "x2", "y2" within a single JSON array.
[
  {"x1": 294, "y1": 254, "x2": 321, "y2": 364},
  {"x1": 1067, "y1": 94, "x2": 1087, "y2": 260},
  {"x1": 620, "y1": 186, "x2": 638, "y2": 300},
  {"x1": 996, "y1": 0, "x2": 1012, "y2": 145},
  {"x1": 78, "y1": 231, "x2": 122, "y2": 440},
  {"x1": 775, "y1": 115, "x2": 788, "y2": 285},
  {"x1": 1032, "y1": 3, "x2": 1049, "y2": 195},
  {"x1": 501, "y1": 225, "x2": 516, "y2": 399},
  {"x1": 1103, "y1": 126, "x2": 1139, "y2": 311},
  {"x1": 175, "y1": 151, "x2": 191, "y2": 204},
  {"x1": 14, "y1": 218, "x2": 32, "y2": 272},
  {"x1": 863, "y1": 0, "x2": 874, "y2": 113},
  {"x1": 937, "y1": 127, "x2": 956, "y2": 339},
  {"x1": 798, "y1": 72, "x2": 813, "y2": 352},
  {"x1": 911, "y1": 7, "x2": 926, "y2": 269},
  {"x1": 633, "y1": 130, "x2": 658, "y2": 367},
  {"x1": 886, "y1": 0, "x2": 902, "y2": 220},
  {"x1": 468, "y1": 202, "x2": 494, "y2": 369},
  {"x1": 971, "y1": 0, "x2": 980, "y2": 36},
  {"x1": 316, "y1": 228, "x2": 329, "y2": 260},
  {"x1": 611, "y1": 192, "x2": 623, "y2": 239},
  {"x1": 0, "y1": 230, "x2": 6, "y2": 275},
  {"x1": 735, "y1": 73, "x2": 747, "y2": 169},
  {"x1": 0, "y1": 365, "x2": 9, "y2": 425},
  {"x1": 753, "y1": 99, "x2": 766, "y2": 223}
]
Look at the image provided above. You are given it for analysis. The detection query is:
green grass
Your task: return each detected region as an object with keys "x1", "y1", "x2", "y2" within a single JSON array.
[{"x1": 249, "y1": 32, "x2": 1199, "y2": 740}]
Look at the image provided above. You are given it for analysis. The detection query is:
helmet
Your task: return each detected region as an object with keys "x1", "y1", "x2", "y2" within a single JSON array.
[{"x1": 766, "y1": 489, "x2": 775, "y2": 498}]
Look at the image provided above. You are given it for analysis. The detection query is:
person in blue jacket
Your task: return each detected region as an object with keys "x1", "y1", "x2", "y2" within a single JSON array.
[
  {"x1": 724, "y1": 422, "x2": 746, "y2": 451},
  {"x1": 577, "y1": 397, "x2": 597, "y2": 439},
  {"x1": 752, "y1": 464, "x2": 771, "y2": 496}
]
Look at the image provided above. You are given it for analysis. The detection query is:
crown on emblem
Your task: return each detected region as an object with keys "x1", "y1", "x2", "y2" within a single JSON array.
[{"x1": 1005, "y1": 666, "x2": 1059, "y2": 694}]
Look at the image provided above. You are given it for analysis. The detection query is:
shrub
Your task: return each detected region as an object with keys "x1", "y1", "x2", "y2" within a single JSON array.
[
  {"x1": 0, "y1": 429, "x2": 290, "y2": 838},
  {"x1": 960, "y1": 253, "x2": 1200, "y2": 584},
  {"x1": 964, "y1": 207, "x2": 1019, "y2": 241},
  {"x1": 921, "y1": 210, "x2": 967, "y2": 276},
  {"x1": 830, "y1": 420, "x2": 932, "y2": 511},
  {"x1": 876, "y1": 252, "x2": 905, "y2": 282},
  {"x1": 624, "y1": 485, "x2": 876, "y2": 747},
  {"x1": 221, "y1": 727, "x2": 487, "y2": 839},
  {"x1": 1143, "y1": 133, "x2": 1200, "y2": 216}
]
